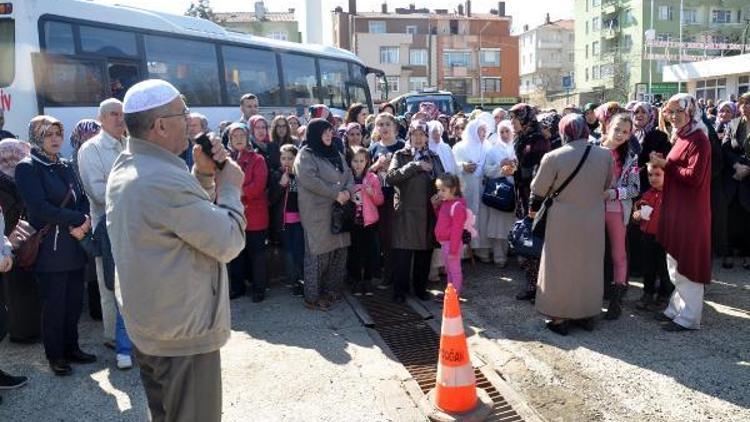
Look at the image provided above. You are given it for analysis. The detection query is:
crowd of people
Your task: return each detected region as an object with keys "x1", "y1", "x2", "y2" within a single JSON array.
[{"x1": 0, "y1": 78, "x2": 747, "y2": 419}]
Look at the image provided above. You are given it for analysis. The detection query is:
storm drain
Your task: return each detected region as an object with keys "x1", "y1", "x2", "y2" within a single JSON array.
[{"x1": 355, "y1": 292, "x2": 525, "y2": 422}]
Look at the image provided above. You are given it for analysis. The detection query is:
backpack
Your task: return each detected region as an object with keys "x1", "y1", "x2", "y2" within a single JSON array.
[{"x1": 450, "y1": 201, "x2": 477, "y2": 245}]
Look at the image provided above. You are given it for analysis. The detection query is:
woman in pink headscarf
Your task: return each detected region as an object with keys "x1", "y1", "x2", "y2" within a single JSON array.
[{"x1": 531, "y1": 114, "x2": 613, "y2": 335}]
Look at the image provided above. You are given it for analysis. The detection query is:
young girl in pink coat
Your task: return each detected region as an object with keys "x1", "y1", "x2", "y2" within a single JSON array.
[
  {"x1": 433, "y1": 173, "x2": 468, "y2": 295},
  {"x1": 349, "y1": 147, "x2": 385, "y2": 295}
]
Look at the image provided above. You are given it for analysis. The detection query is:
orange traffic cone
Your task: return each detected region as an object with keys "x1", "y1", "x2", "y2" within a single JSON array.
[{"x1": 433, "y1": 283, "x2": 477, "y2": 413}]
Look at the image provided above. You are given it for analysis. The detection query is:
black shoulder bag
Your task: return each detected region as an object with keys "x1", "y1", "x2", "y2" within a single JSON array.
[{"x1": 532, "y1": 145, "x2": 592, "y2": 237}]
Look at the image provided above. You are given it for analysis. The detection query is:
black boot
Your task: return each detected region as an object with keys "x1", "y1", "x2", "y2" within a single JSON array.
[{"x1": 604, "y1": 284, "x2": 625, "y2": 320}]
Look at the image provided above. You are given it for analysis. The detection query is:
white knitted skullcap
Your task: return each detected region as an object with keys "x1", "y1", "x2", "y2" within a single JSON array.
[{"x1": 123, "y1": 79, "x2": 180, "y2": 114}]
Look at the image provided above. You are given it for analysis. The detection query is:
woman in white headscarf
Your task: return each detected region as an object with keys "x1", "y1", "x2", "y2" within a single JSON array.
[
  {"x1": 453, "y1": 118, "x2": 487, "y2": 253},
  {"x1": 426, "y1": 121, "x2": 456, "y2": 174},
  {"x1": 477, "y1": 111, "x2": 498, "y2": 147},
  {"x1": 477, "y1": 120, "x2": 518, "y2": 266}
]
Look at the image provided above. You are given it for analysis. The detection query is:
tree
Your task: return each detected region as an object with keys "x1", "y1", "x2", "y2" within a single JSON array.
[{"x1": 185, "y1": 0, "x2": 215, "y2": 21}]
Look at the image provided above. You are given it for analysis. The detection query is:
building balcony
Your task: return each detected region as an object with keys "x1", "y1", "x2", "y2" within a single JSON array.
[
  {"x1": 537, "y1": 41, "x2": 564, "y2": 49},
  {"x1": 443, "y1": 65, "x2": 470, "y2": 77},
  {"x1": 601, "y1": 0, "x2": 621, "y2": 16},
  {"x1": 602, "y1": 27, "x2": 620, "y2": 40}
]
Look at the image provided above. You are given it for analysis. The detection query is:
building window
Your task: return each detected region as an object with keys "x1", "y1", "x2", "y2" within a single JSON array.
[
  {"x1": 585, "y1": 44, "x2": 589, "y2": 59},
  {"x1": 712, "y1": 10, "x2": 732, "y2": 24},
  {"x1": 658, "y1": 6, "x2": 673, "y2": 21},
  {"x1": 592, "y1": 65, "x2": 600, "y2": 80},
  {"x1": 482, "y1": 77, "x2": 502, "y2": 93},
  {"x1": 585, "y1": 68, "x2": 589, "y2": 81},
  {"x1": 408, "y1": 76, "x2": 428, "y2": 92},
  {"x1": 739, "y1": 75, "x2": 750, "y2": 96},
  {"x1": 264, "y1": 32, "x2": 288, "y2": 41},
  {"x1": 380, "y1": 47, "x2": 399, "y2": 64},
  {"x1": 384, "y1": 76, "x2": 399, "y2": 93},
  {"x1": 656, "y1": 60, "x2": 668, "y2": 73},
  {"x1": 369, "y1": 21, "x2": 386, "y2": 33},
  {"x1": 585, "y1": 21, "x2": 589, "y2": 35},
  {"x1": 592, "y1": 17, "x2": 600, "y2": 32},
  {"x1": 409, "y1": 49, "x2": 428, "y2": 66},
  {"x1": 600, "y1": 64, "x2": 613, "y2": 78},
  {"x1": 622, "y1": 35, "x2": 633, "y2": 51},
  {"x1": 624, "y1": 9, "x2": 636, "y2": 25},
  {"x1": 406, "y1": 25, "x2": 418, "y2": 35},
  {"x1": 695, "y1": 78, "x2": 727, "y2": 101},
  {"x1": 592, "y1": 0, "x2": 600, "y2": 6},
  {"x1": 656, "y1": 33, "x2": 672, "y2": 42},
  {"x1": 682, "y1": 9, "x2": 697, "y2": 24},
  {"x1": 443, "y1": 50, "x2": 472, "y2": 68},
  {"x1": 443, "y1": 78, "x2": 471, "y2": 95},
  {"x1": 569, "y1": 52, "x2": 575, "y2": 62},
  {"x1": 592, "y1": 41, "x2": 600, "y2": 56},
  {"x1": 480, "y1": 49, "x2": 501, "y2": 67}
]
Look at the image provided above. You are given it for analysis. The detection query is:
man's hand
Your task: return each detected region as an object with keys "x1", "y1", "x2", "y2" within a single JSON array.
[
  {"x1": 215, "y1": 158, "x2": 244, "y2": 191},
  {"x1": 194, "y1": 134, "x2": 227, "y2": 175},
  {"x1": 0, "y1": 255, "x2": 12, "y2": 273},
  {"x1": 463, "y1": 162, "x2": 477, "y2": 174}
]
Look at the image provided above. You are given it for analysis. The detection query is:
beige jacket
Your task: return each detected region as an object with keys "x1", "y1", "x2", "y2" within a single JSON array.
[
  {"x1": 106, "y1": 137, "x2": 246, "y2": 357},
  {"x1": 77, "y1": 130, "x2": 126, "y2": 227}
]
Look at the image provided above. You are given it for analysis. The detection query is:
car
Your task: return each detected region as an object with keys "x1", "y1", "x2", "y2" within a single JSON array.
[{"x1": 389, "y1": 89, "x2": 461, "y2": 116}]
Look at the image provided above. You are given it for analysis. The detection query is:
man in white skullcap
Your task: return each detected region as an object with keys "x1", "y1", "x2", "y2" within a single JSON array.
[{"x1": 106, "y1": 79, "x2": 246, "y2": 422}]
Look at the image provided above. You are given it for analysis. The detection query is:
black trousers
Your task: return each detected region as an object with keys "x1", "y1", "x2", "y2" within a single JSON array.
[
  {"x1": 229, "y1": 230, "x2": 268, "y2": 295},
  {"x1": 36, "y1": 269, "x2": 85, "y2": 361},
  {"x1": 348, "y1": 223, "x2": 380, "y2": 282},
  {"x1": 391, "y1": 248, "x2": 431, "y2": 297},
  {"x1": 641, "y1": 233, "x2": 672, "y2": 297},
  {"x1": 727, "y1": 198, "x2": 750, "y2": 256},
  {"x1": 376, "y1": 198, "x2": 395, "y2": 283},
  {"x1": 1, "y1": 266, "x2": 42, "y2": 342}
]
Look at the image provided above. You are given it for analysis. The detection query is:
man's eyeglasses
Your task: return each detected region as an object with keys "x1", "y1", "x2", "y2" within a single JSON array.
[{"x1": 159, "y1": 108, "x2": 191, "y2": 120}]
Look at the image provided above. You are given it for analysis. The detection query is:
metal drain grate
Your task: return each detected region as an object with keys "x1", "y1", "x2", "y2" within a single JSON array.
[{"x1": 357, "y1": 291, "x2": 525, "y2": 421}]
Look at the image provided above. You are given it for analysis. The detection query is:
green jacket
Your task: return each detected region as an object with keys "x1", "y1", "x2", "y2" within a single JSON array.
[{"x1": 106, "y1": 137, "x2": 246, "y2": 357}]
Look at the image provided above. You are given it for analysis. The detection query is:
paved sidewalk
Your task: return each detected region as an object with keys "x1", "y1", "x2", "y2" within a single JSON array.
[{"x1": 0, "y1": 289, "x2": 424, "y2": 422}]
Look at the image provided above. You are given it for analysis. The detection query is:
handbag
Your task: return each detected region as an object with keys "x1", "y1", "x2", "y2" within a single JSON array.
[
  {"x1": 15, "y1": 186, "x2": 74, "y2": 269},
  {"x1": 482, "y1": 177, "x2": 516, "y2": 212},
  {"x1": 532, "y1": 145, "x2": 592, "y2": 238},
  {"x1": 508, "y1": 217, "x2": 543, "y2": 258},
  {"x1": 331, "y1": 200, "x2": 356, "y2": 234}
]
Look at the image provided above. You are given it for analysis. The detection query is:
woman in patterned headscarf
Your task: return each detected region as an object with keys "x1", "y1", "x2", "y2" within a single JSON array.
[
  {"x1": 510, "y1": 103, "x2": 550, "y2": 218},
  {"x1": 538, "y1": 112, "x2": 562, "y2": 150},
  {"x1": 68, "y1": 119, "x2": 101, "y2": 180},
  {"x1": 16, "y1": 116, "x2": 95, "y2": 373},
  {"x1": 648, "y1": 93, "x2": 712, "y2": 331},
  {"x1": 0, "y1": 138, "x2": 42, "y2": 344}
]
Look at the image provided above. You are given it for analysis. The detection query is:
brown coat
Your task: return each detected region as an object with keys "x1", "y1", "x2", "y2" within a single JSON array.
[
  {"x1": 386, "y1": 148, "x2": 444, "y2": 251},
  {"x1": 531, "y1": 140, "x2": 613, "y2": 319},
  {"x1": 294, "y1": 147, "x2": 354, "y2": 256}
]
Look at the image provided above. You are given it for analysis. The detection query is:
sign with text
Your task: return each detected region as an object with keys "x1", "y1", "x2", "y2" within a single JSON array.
[{"x1": 645, "y1": 40, "x2": 750, "y2": 51}]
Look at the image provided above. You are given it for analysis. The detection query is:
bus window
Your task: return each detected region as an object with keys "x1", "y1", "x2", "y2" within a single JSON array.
[
  {"x1": 319, "y1": 59, "x2": 348, "y2": 109},
  {"x1": 0, "y1": 20, "x2": 14, "y2": 87},
  {"x1": 108, "y1": 62, "x2": 139, "y2": 101},
  {"x1": 32, "y1": 55, "x2": 106, "y2": 105},
  {"x1": 43, "y1": 21, "x2": 75, "y2": 55},
  {"x1": 280, "y1": 53, "x2": 318, "y2": 107},
  {"x1": 144, "y1": 35, "x2": 220, "y2": 106},
  {"x1": 347, "y1": 85, "x2": 368, "y2": 108},
  {"x1": 80, "y1": 25, "x2": 137, "y2": 57},
  {"x1": 222, "y1": 45, "x2": 281, "y2": 107}
]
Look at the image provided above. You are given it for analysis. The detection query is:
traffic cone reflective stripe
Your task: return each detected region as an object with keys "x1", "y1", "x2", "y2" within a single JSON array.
[{"x1": 433, "y1": 283, "x2": 478, "y2": 414}]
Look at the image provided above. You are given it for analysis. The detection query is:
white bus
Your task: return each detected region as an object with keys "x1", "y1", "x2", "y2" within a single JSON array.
[{"x1": 1, "y1": 0, "x2": 380, "y2": 157}]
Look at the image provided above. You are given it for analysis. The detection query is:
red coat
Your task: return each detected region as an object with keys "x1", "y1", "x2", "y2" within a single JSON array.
[
  {"x1": 237, "y1": 149, "x2": 269, "y2": 231},
  {"x1": 657, "y1": 128, "x2": 712, "y2": 284},
  {"x1": 636, "y1": 188, "x2": 663, "y2": 236}
]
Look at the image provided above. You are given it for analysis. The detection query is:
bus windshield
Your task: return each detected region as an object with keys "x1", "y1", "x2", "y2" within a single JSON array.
[{"x1": 0, "y1": 19, "x2": 14, "y2": 87}]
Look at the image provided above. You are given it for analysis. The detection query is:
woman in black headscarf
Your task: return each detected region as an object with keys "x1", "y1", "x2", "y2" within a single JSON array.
[{"x1": 294, "y1": 119, "x2": 354, "y2": 311}]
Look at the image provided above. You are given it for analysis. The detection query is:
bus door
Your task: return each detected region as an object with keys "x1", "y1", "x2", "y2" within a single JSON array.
[{"x1": 106, "y1": 59, "x2": 140, "y2": 101}]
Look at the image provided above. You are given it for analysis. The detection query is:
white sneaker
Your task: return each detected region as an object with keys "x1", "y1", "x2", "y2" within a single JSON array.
[{"x1": 116, "y1": 354, "x2": 133, "y2": 370}]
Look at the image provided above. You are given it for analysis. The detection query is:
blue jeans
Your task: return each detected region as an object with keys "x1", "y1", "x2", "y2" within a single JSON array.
[
  {"x1": 281, "y1": 223, "x2": 304, "y2": 284},
  {"x1": 115, "y1": 304, "x2": 132, "y2": 356}
]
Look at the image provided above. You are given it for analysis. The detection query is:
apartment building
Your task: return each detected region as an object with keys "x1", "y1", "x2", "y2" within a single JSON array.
[
  {"x1": 574, "y1": 0, "x2": 750, "y2": 103},
  {"x1": 215, "y1": 2, "x2": 301, "y2": 43},
  {"x1": 333, "y1": 2, "x2": 519, "y2": 109},
  {"x1": 518, "y1": 17, "x2": 575, "y2": 104}
]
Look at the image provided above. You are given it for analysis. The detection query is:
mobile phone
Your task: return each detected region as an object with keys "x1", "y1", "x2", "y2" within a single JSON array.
[{"x1": 194, "y1": 133, "x2": 225, "y2": 170}]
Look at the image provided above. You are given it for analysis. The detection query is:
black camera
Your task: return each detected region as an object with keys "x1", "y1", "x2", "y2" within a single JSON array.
[{"x1": 194, "y1": 132, "x2": 225, "y2": 170}]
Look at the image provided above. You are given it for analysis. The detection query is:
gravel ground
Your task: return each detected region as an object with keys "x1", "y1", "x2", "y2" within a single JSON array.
[
  {"x1": 429, "y1": 259, "x2": 750, "y2": 422},
  {"x1": 0, "y1": 287, "x2": 424, "y2": 422}
]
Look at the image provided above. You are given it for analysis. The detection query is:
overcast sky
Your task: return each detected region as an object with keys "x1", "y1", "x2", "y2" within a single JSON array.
[{"x1": 99, "y1": 0, "x2": 574, "y2": 41}]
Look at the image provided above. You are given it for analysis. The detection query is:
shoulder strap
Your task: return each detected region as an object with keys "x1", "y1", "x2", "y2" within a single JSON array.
[
  {"x1": 552, "y1": 145, "x2": 592, "y2": 198},
  {"x1": 450, "y1": 201, "x2": 458, "y2": 216}
]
